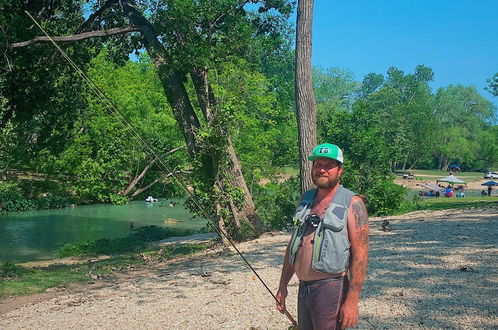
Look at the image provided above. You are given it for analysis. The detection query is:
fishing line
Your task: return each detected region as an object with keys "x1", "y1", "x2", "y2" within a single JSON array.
[{"x1": 25, "y1": 11, "x2": 297, "y2": 327}]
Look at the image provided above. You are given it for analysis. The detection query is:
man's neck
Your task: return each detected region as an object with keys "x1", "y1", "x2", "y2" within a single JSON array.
[{"x1": 315, "y1": 183, "x2": 341, "y2": 202}]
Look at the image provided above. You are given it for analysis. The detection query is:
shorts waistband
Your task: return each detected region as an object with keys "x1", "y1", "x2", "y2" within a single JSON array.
[{"x1": 299, "y1": 276, "x2": 346, "y2": 285}]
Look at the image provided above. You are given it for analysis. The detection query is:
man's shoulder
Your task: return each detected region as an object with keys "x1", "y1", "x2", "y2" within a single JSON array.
[
  {"x1": 334, "y1": 185, "x2": 357, "y2": 207},
  {"x1": 300, "y1": 188, "x2": 317, "y2": 201}
]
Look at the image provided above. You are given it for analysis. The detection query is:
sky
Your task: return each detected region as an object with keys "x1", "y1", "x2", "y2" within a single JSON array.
[{"x1": 309, "y1": 0, "x2": 497, "y2": 105}]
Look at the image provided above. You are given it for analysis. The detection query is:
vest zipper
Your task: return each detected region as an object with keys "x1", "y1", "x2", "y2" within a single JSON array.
[{"x1": 313, "y1": 224, "x2": 323, "y2": 263}]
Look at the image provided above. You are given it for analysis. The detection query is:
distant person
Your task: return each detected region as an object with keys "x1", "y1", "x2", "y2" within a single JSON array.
[
  {"x1": 460, "y1": 190, "x2": 465, "y2": 198},
  {"x1": 488, "y1": 186, "x2": 492, "y2": 196},
  {"x1": 445, "y1": 185, "x2": 452, "y2": 197},
  {"x1": 276, "y1": 143, "x2": 369, "y2": 329},
  {"x1": 435, "y1": 190, "x2": 440, "y2": 198},
  {"x1": 481, "y1": 190, "x2": 487, "y2": 197}
]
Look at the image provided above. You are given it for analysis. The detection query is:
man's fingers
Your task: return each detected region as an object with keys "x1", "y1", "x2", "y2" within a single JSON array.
[
  {"x1": 341, "y1": 315, "x2": 352, "y2": 329},
  {"x1": 276, "y1": 298, "x2": 286, "y2": 314}
]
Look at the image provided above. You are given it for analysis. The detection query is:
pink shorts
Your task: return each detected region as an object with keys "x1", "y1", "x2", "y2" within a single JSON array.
[{"x1": 298, "y1": 276, "x2": 349, "y2": 330}]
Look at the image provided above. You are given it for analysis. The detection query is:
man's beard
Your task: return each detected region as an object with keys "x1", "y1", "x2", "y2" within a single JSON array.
[{"x1": 312, "y1": 175, "x2": 338, "y2": 189}]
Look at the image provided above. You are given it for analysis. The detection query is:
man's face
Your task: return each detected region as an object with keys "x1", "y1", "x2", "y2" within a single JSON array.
[{"x1": 311, "y1": 157, "x2": 343, "y2": 189}]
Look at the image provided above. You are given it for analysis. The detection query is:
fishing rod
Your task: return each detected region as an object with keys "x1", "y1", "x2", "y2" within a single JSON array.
[{"x1": 24, "y1": 11, "x2": 297, "y2": 328}]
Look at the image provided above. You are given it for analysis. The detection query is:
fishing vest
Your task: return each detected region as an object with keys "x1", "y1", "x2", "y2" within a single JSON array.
[{"x1": 288, "y1": 185, "x2": 356, "y2": 274}]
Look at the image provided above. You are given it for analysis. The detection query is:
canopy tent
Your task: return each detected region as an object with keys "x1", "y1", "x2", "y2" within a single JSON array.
[
  {"x1": 481, "y1": 180, "x2": 498, "y2": 186},
  {"x1": 416, "y1": 183, "x2": 444, "y2": 191},
  {"x1": 436, "y1": 175, "x2": 466, "y2": 185}
]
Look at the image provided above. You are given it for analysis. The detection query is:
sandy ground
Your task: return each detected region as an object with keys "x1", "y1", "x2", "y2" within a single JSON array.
[
  {"x1": 394, "y1": 177, "x2": 492, "y2": 191},
  {"x1": 1, "y1": 207, "x2": 497, "y2": 329}
]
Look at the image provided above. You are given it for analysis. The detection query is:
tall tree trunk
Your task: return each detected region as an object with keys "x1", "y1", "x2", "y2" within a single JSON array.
[
  {"x1": 295, "y1": 0, "x2": 317, "y2": 194},
  {"x1": 122, "y1": 1, "x2": 201, "y2": 156},
  {"x1": 124, "y1": 1, "x2": 263, "y2": 238},
  {"x1": 191, "y1": 68, "x2": 264, "y2": 237}
]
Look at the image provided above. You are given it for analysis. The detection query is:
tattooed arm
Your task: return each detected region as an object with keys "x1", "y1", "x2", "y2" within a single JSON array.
[{"x1": 339, "y1": 196, "x2": 369, "y2": 329}]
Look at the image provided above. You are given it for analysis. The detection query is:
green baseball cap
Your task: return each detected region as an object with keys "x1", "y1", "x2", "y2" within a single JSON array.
[{"x1": 308, "y1": 143, "x2": 344, "y2": 164}]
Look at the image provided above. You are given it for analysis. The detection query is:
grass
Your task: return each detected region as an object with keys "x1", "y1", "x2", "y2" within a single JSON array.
[
  {"x1": 0, "y1": 243, "x2": 212, "y2": 299},
  {"x1": 410, "y1": 169, "x2": 485, "y2": 182},
  {"x1": 392, "y1": 195, "x2": 498, "y2": 215},
  {"x1": 422, "y1": 196, "x2": 498, "y2": 211}
]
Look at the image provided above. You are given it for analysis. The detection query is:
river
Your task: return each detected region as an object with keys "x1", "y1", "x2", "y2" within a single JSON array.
[{"x1": 0, "y1": 199, "x2": 207, "y2": 263}]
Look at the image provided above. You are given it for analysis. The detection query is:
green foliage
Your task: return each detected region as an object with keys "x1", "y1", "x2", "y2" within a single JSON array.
[
  {"x1": 362, "y1": 179, "x2": 408, "y2": 216},
  {"x1": 2, "y1": 1, "x2": 496, "y2": 227},
  {"x1": 213, "y1": 59, "x2": 294, "y2": 176},
  {"x1": 31, "y1": 195, "x2": 73, "y2": 209},
  {"x1": 434, "y1": 85, "x2": 496, "y2": 170},
  {"x1": 253, "y1": 177, "x2": 300, "y2": 229},
  {"x1": 30, "y1": 50, "x2": 186, "y2": 204},
  {"x1": 0, "y1": 262, "x2": 32, "y2": 279},
  {"x1": 0, "y1": 181, "x2": 74, "y2": 212},
  {"x1": 0, "y1": 182, "x2": 34, "y2": 212},
  {"x1": 0, "y1": 1, "x2": 95, "y2": 166},
  {"x1": 57, "y1": 225, "x2": 197, "y2": 257},
  {"x1": 487, "y1": 73, "x2": 498, "y2": 96}
]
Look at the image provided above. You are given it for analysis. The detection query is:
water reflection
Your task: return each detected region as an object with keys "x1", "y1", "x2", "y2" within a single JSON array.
[{"x1": 0, "y1": 200, "x2": 206, "y2": 263}]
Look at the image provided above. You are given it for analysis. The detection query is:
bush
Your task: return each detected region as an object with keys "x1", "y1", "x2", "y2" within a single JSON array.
[
  {"x1": 0, "y1": 262, "x2": 31, "y2": 279},
  {"x1": 109, "y1": 194, "x2": 128, "y2": 205},
  {"x1": 365, "y1": 179, "x2": 408, "y2": 216},
  {"x1": 57, "y1": 225, "x2": 197, "y2": 257},
  {"x1": 0, "y1": 182, "x2": 35, "y2": 212},
  {"x1": 0, "y1": 182, "x2": 75, "y2": 212},
  {"x1": 32, "y1": 194, "x2": 73, "y2": 209},
  {"x1": 253, "y1": 177, "x2": 300, "y2": 230}
]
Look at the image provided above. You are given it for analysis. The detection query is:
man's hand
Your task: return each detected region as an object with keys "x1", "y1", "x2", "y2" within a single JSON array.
[
  {"x1": 275, "y1": 287, "x2": 288, "y2": 313},
  {"x1": 339, "y1": 299, "x2": 359, "y2": 329}
]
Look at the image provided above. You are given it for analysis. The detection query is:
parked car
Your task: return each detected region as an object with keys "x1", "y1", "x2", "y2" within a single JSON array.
[
  {"x1": 394, "y1": 171, "x2": 414, "y2": 179},
  {"x1": 403, "y1": 173, "x2": 414, "y2": 179},
  {"x1": 484, "y1": 172, "x2": 498, "y2": 179}
]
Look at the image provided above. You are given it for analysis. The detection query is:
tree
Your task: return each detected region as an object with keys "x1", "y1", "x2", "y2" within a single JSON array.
[
  {"x1": 4, "y1": 0, "x2": 294, "y2": 240},
  {"x1": 434, "y1": 84, "x2": 496, "y2": 170},
  {"x1": 295, "y1": 0, "x2": 317, "y2": 193},
  {"x1": 486, "y1": 73, "x2": 498, "y2": 96},
  {"x1": 0, "y1": 0, "x2": 93, "y2": 168}
]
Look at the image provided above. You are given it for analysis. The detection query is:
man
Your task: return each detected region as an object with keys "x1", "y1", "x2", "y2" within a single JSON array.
[{"x1": 276, "y1": 143, "x2": 369, "y2": 329}]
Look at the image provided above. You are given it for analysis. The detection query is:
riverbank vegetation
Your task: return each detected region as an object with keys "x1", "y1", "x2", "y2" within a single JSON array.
[
  {"x1": 57, "y1": 225, "x2": 198, "y2": 257},
  {"x1": 1, "y1": 2, "x2": 497, "y2": 235},
  {"x1": 0, "y1": 240, "x2": 211, "y2": 299}
]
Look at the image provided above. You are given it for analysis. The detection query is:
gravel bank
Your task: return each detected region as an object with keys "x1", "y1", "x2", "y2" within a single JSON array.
[{"x1": 1, "y1": 207, "x2": 497, "y2": 329}]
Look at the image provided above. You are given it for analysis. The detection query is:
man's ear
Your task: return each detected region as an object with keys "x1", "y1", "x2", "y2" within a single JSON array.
[{"x1": 338, "y1": 166, "x2": 344, "y2": 176}]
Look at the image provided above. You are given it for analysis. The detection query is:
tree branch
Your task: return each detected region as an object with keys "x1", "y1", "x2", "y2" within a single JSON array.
[
  {"x1": 9, "y1": 26, "x2": 138, "y2": 48},
  {"x1": 75, "y1": 0, "x2": 119, "y2": 34},
  {"x1": 130, "y1": 169, "x2": 191, "y2": 197}
]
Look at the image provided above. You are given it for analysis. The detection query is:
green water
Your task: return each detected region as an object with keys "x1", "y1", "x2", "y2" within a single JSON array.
[{"x1": 0, "y1": 199, "x2": 207, "y2": 263}]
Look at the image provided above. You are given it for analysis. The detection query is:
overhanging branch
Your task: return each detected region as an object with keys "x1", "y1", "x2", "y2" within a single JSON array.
[
  {"x1": 75, "y1": 0, "x2": 119, "y2": 34},
  {"x1": 9, "y1": 26, "x2": 139, "y2": 48}
]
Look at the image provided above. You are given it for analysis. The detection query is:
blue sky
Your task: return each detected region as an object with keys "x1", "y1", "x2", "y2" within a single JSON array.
[{"x1": 309, "y1": 0, "x2": 497, "y2": 104}]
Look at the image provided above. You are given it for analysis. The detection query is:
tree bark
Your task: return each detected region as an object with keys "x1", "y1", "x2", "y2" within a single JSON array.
[
  {"x1": 190, "y1": 68, "x2": 264, "y2": 236},
  {"x1": 121, "y1": 1, "x2": 201, "y2": 156},
  {"x1": 122, "y1": 157, "x2": 157, "y2": 196},
  {"x1": 295, "y1": 0, "x2": 317, "y2": 194},
  {"x1": 125, "y1": 0, "x2": 263, "y2": 237},
  {"x1": 9, "y1": 27, "x2": 139, "y2": 48},
  {"x1": 130, "y1": 170, "x2": 189, "y2": 197}
]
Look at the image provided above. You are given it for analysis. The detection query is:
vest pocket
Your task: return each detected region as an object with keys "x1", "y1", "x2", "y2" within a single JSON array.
[
  {"x1": 312, "y1": 204, "x2": 350, "y2": 273},
  {"x1": 322, "y1": 206, "x2": 346, "y2": 232},
  {"x1": 314, "y1": 227, "x2": 350, "y2": 273}
]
